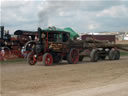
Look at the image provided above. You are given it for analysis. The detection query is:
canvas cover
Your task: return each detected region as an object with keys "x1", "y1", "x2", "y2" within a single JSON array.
[{"x1": 43, "y1": 27, "x2": 79, "y2": 40}]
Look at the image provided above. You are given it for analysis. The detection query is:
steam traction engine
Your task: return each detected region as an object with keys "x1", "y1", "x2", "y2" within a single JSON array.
[
  {"x1": 27, "y1": 28, "x2": 80, "y2": 65},
  {"x1": 27, "y1": 27, "x2": 121, "y2": 66},
  {"x1": 0, "y1": 26, "x2": 35, "y2": 60}
]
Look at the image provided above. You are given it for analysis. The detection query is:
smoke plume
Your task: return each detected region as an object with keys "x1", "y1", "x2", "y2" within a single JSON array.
[{"x1": 38, "y1": 0, "x2": 80, "y2": 28}]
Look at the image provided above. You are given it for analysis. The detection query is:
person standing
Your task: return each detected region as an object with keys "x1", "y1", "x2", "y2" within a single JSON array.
[
  {"x1": 21, "y1": 47, "x2": 27, "y2": 59},
  {"x1": 0, "y1": 47, "x2": 5, "y2": 61}
]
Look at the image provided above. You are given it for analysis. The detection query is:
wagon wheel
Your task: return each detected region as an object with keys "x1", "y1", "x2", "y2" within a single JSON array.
[
  {"x1": 67, "y1": 48, "x2": 79, "y2": 64},
  {"x1": 90, "y1": 49, "x2": 99, "y2": 62},
  {"x1": 115, "y1": 50, "x2": 120, "y2": 60},
  {"x1": 109, "y1": 49, "x2": 120, "y2": 60},
  {"x1": 27, "y1": 52, "x2": 37, "y2": 65},
  {"x1": 43, "y1": 53, "x2": 53, "y2": 66}
]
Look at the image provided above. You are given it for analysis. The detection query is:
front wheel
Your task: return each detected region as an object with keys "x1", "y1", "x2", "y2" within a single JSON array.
[
  {"x1": 67, "y1": 48, "x2": 79, "y2": 64},
  {"x1": 27, "y1": 52, "x2": 37, "y2": 65},
  {"x1": 43, "y1": 53, "x2": 53, "y2": 66}
]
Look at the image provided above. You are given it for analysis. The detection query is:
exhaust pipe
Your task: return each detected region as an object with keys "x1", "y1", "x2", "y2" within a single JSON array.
[
  {"x1": 1, "y1": 26, "x2": 4, "y2": 39},
  {"x1": 38, "y1": 27, "x2": 42, "y2": 44},
  {"x1": 36, "y1": 27, "x2": 43, "y2": 54}
]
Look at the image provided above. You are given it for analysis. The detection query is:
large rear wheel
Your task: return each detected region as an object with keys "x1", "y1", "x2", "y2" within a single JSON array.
[
  {"x1": 43, "y1": 53, "x2": 53, "y2": 66},
  {"x1": 67, "y1": 48, "x2": 79, "y2": 64}
]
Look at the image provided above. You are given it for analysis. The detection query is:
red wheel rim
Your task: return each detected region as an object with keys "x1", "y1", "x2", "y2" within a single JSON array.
[
  {"x1": 45, "y1": 54, "x2": 53, "y2": 66},
  {"x1": 29, "y1": 54, "x2": 36, "y2": 64},
  {"x1": 71, "y1": 50, "x2": 79, "y2": 63}
]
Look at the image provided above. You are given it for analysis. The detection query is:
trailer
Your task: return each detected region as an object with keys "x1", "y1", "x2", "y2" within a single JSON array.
[
  {"x1": 81, "y1": 34, "x2": 116, "y2": 43},
  {"x1": 25, "y1": 27, "x2": 128, "y2": 66}
]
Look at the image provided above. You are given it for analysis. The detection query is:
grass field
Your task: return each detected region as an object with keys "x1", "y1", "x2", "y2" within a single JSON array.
[
  {"x1": 0, "y1": 58, "x2": 26, "y2": 64},
  {"x1": 120, "y1": 51, "x2": 128, "y2": 56}
]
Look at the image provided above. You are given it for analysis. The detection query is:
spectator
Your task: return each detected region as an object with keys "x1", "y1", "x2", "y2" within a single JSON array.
[
  {"x1": 0, "y1": 47, "x2": 5, "y2": 61},
  {"x1": 21, "y1": 47, "x2": 27, "y2": 58}
]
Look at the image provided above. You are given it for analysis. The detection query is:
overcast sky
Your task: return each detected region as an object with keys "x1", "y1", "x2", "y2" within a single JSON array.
[{"x1": 0, "y1": 0, "x2": 128, "y2": 34}]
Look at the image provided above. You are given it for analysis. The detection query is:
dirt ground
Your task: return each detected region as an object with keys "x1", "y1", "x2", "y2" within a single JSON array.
[{"x1": 0, "y1": 56, "x2": 128, "y2": 96}]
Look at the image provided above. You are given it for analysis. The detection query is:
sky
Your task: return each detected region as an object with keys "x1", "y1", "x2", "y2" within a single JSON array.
[{"x1": 0, "y1": 0, "x2": 128, "y2": 34}]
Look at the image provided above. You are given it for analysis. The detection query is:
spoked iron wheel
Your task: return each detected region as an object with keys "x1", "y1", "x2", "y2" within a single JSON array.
[
  {"x1": 27, "y1": 52, "x2": 37, "y2": 65},
  {"x1": 109, "y1": 49, "x2": 120, "y2": 60},
  {"x1": 90, "y1": 49, "x2": 99, "y2": 62},
  {"x1": 43, "y1": 53, "x2": 53, "y2": 66},
  {"x1": 67, "y1": 48, "x2": 79, "y2": 64}
]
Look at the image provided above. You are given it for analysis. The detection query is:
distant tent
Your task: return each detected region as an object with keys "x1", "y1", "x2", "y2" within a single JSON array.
[{"x1": 43, "y1": 27, "x2": 79, "y2": 40}]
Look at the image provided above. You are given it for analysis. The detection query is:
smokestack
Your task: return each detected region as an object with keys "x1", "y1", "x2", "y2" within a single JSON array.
[
  {"x1": 1, "y1": 26, "x2": 4, "y2": 39},
  {"x1": 38, "y1": 27, "x2": 42, "y2": 44}
]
